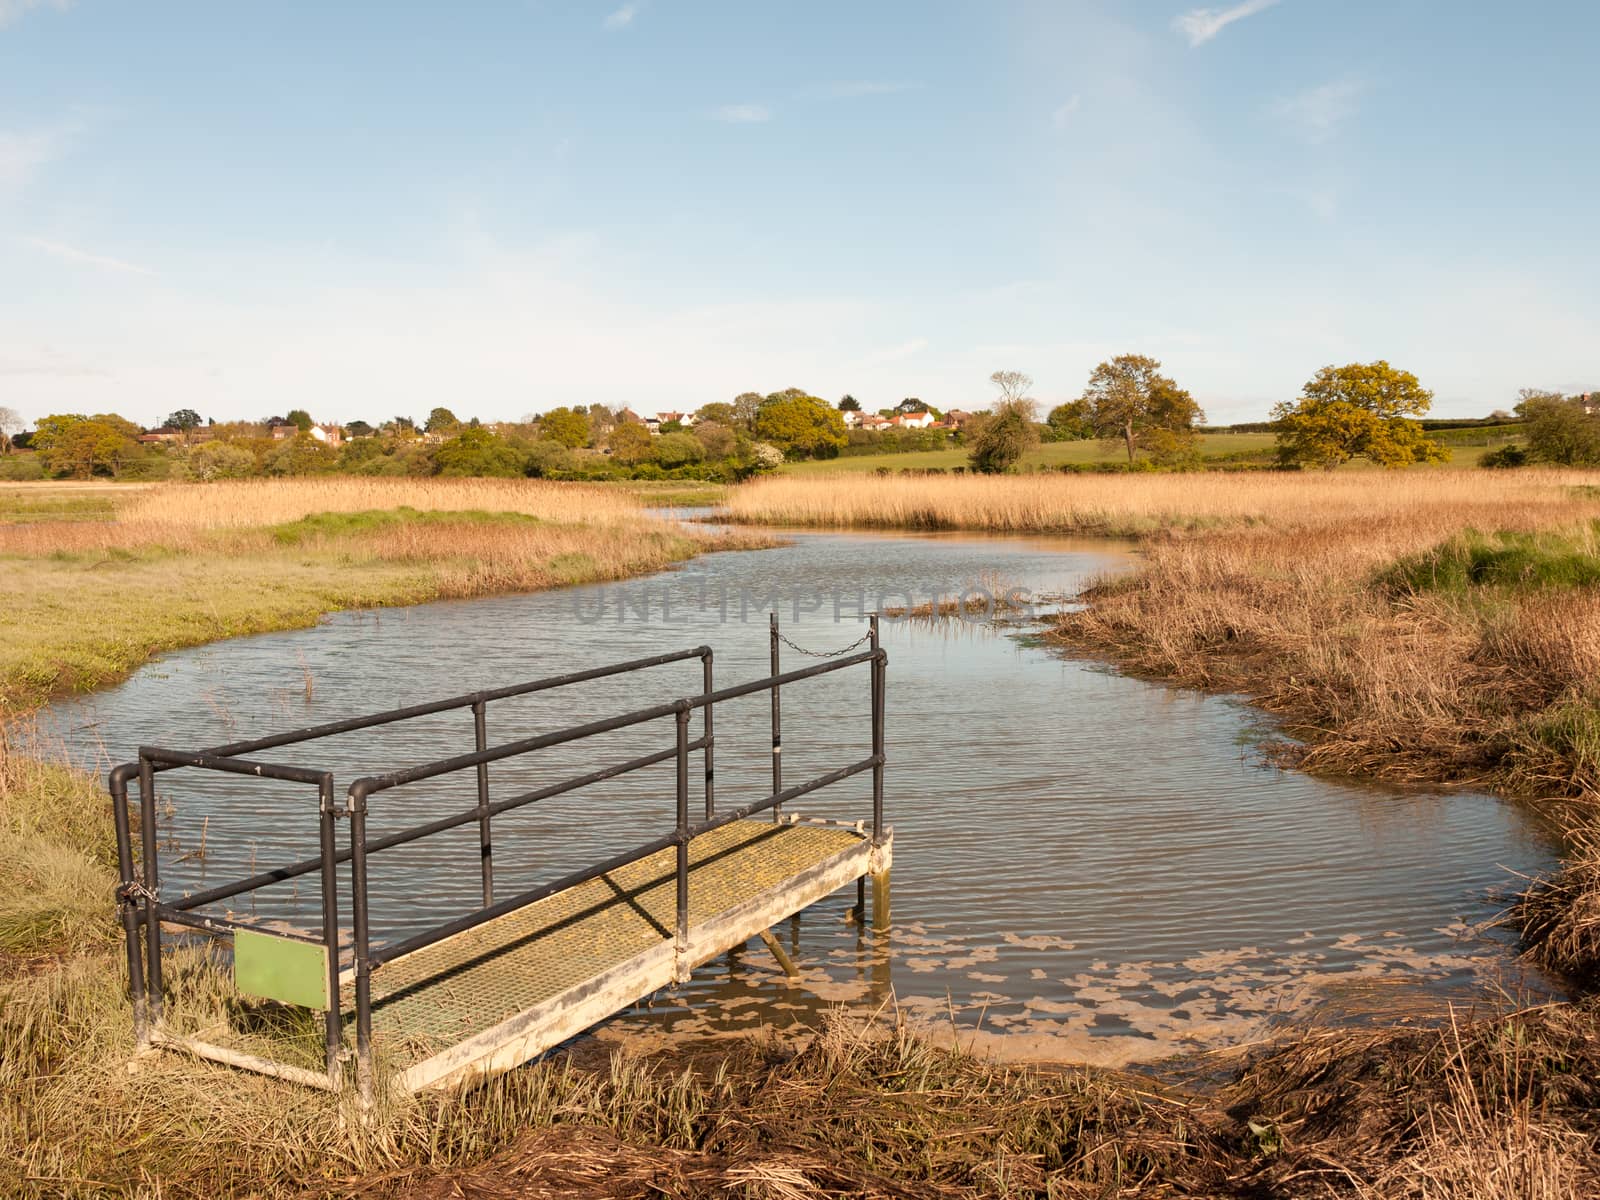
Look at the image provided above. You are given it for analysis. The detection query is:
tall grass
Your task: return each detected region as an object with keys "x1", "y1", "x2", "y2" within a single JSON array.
[{"x1": 724, "y1": 469, "x2": 1600, "y2": 536}]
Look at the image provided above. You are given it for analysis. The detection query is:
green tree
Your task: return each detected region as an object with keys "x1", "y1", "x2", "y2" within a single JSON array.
[
  {"x1": 264, "y1": 432, "x2": 338, "y2": 475},
  {"x1": 32, "y1": 414, "x2": 139, "y2": 479},
  {"x1": 433, "y1": 427, "x2": 524, "y2": 477},
  {"x1": 1045, "y1": 398, "x2": 1093, "y2": 441},
  {"x1": 345, "y1": 419, "x2": 375, "y2": 438},
  {"x1": 284, "y1": 409, "x2": 314, "y2": 432},
  {"x1": 425, "y1": 406, "x2": 461, "y2": 435},
  {"x1": 540, "y1": 406, "x2": 590, "y2": 449},
  {"x1": 696, "y1": 402, "x2": 737, "y2": 426},
  {"x1": 838, "y1": 394, "x2": 861, "y2": 412},
  {"x1": 1082, "y1": 355, "x2": 1205, "y2": 464},
  {"x1": 165, "y1": 408, "x2": 202, "y2": 432},
  {"x1": 184, "y1": 441, "x2": 257, "y2": 481},
  {"x1": 732, "y1": 392, "x2": 763, "y2": 431},
  {"x1": 655, "y1": 431, "x2": 705, "y2": 468},
  {"x1": 1273, "y1": 360, "x2": 1446, "y2": 469},
  {"x1": 1518, "y1": 393, "x2": 1600, "y2": 465},
  {"x1": 968, "y1": 398, "x2": 1040, "y2": 473},
  {"x1": 607, "y1": 420, "x2": 656, "y2": 465},
  {"x1": 753, "y1": 390, "x2": 847, "y2": 458},
  {"x1": 524, "y1": 440, "x2": 574, "y2": 478},
  {"x1": 691, "y1": 420, "x2": 737, "y2": 459}
]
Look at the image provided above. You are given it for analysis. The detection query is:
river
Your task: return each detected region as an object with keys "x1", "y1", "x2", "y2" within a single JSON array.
[{"x1": 38, "y1": 528, "x2": 1562, "y2": 1065}]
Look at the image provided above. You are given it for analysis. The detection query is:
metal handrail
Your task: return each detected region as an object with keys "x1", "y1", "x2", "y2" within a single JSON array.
[{"x1": 109, "y1": 615, "x2": 887, "y2": 1101}]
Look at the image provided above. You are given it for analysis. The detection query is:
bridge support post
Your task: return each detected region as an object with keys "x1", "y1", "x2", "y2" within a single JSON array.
[{"x1": 757, "y1": 928, "x2": 799, "y2": 980}]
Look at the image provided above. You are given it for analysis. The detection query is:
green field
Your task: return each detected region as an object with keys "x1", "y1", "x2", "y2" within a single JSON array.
[
  {"x1": 780, "y1": 429, "x2": 1527, "y2": 475},
  {"x1": 781, "y1": 432, "x2": 1276, "y2": 475}
]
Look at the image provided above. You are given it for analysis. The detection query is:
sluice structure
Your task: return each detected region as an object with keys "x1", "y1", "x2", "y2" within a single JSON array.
[{"x1": 109, "y1": 616, "x2": 891, "y2": 1100}]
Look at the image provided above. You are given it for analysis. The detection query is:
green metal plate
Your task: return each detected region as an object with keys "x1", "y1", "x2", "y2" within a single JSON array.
[{"x1": 235, "y1": 929, "x2": 330, "y2": 1011}]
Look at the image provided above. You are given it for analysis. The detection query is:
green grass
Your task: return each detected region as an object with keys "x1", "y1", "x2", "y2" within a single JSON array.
[
  {"x1": 1384, "y1": 522, "x2": 1600, "y2": 593},
  {"x1": 781, "y1": 433, "x2": 1279, "y2": 475},
  {"x1": 267, "y1": 507, "x2": 541, "y2": 544},
  {"x1": 0, "y1": 487, "x2": 125, "y2": 524}
]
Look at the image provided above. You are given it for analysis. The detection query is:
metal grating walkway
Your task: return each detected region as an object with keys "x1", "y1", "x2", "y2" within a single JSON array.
[{"x1": 350, "y1": 819, "x2": 865, "y2": 1081}]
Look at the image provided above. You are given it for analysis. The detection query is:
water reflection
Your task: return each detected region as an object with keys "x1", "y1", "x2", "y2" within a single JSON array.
[{"x1": 40, "y1": 529, "x2": 1563, "y2": 1064}]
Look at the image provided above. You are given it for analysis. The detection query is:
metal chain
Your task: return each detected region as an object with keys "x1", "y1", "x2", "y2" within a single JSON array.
[
  {"x1": 775, "y1": 630, "x2": 872, "y2": 659},
  {"x1": 117, "y1": 880, "x2": 161, "y2": 910}
]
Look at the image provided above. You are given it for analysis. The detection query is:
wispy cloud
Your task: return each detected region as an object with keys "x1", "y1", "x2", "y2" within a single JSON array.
[
  {"x1": 814, "y1": 81, "x2": 916, "y2": 99},
  {"x1": 862, "y1": 337, "x2": 929, "y2": 366},
  {"x1": 20, "y1": 236, "x2": 155, "y2": 276},
  {"x1": 711, "y1": 104, "x2": 770, "y2": 124},
  {"x1": 1172, "y1": 0, "x2": 1280, "y2": 47},
  {"x1": 1271, "y1": 78, "x2": 1365, "y2": 142},
  {"x1": 0, "y1": 0, "x2": 72, "y2": 30},
  {"x1": 1052, "y1": 94, "x2": 1082, "y2": 129},
  {"x1": 602, "y1": 3, "x2": 638, "y2": 31}
]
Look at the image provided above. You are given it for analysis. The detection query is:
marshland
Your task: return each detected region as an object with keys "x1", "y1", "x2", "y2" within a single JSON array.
[{"x1": 4, "y1": 467, "x2": 1600, "y2": 1197}]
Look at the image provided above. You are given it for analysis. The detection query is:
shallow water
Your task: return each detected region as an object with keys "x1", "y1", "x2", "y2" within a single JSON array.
[{"x1": 40, "y1": 529, "x2": 1563, "y2": 1063}]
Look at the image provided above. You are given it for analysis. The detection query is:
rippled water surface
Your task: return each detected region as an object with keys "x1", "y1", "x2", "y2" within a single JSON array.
[{"x1": 41, "y1": 529, "x2": 1562, "y2": 1063}]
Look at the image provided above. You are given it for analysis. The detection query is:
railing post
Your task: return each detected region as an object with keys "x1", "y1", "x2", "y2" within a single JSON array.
[
  {"x1": 701, "y1": 649, "x2": 715, "y2": 820},
  {"x1": 316, "y1": 775, "x2": 343, "y2": 1089},
  {"x1": 348, "y1": 786, "x2": 375, "y2": 1104},
  {"x1": 137, "y1": 756, "x2": 164, "y2": 1024},
  {"x1": 674, "y1": 705, "x2": 691, "y2": 981},
  {"x1": 108, "y1": 766, "x2": 149, "y2": 1048},
  {"x1": 870, "y1": 614, "x2": 885, "y2": 845},
  {"x1": 770, "y1": 611, "x2": 782, "y2": 822},
  {"x1": 473, "y1": 700, "x2": 493, "y2": 907}
]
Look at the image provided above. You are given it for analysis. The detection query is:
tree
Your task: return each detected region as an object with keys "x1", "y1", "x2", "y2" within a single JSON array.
[
  {"x1": 425, "y1": 406, "x2": 461, "y2": 435},
  {"x1": 1081, "y1": 355, "x2": 1205, "y2": 464},
  {"x1": 264, "y1": 432, "x2": 339, "y2": 475},
  {"x1": 184, "y1": 441, "x2": 256, "y2": 481},
  {"x1": 968, "y1": 397, "x2": 1039, "y2": 473},
  {"x1": 0, "y1": 406, "x2": 22, "y2": 455},
  {"x1": 165, "y1": 408, "x2": 202, "y2": 433},
  {"x1": 753, "y1": 390, "x2": 847, "y2": 458},
  {"x1": 540, "y1": 406, "x2": 590, "y2": 449},
  {"x1": 284, "y1": 409, "x2": 314, "y2": 432},
  {"x1": 691, "y1": 420, "x2": 737, "y2": 459},
  {"x1": 988, "y1": 372, "x2": 1033, "y2": 407},
  {"x1": 696, "y1": 402, "x2": 737, "y2": 427},
  {"x1": 655, "y1": 432, "x2": 705, "y2": 469},
  {"x1": 32, "y1": 414, "x2": 139, "y2": 479},
  {"x1": 732, "y1": 392, "x2": 763, "y2": 431},
  {"x1": 838, "y1": 395, "x2": 861, "y2": 412},
  {"x1": 345, "y1": 419, "x2": 375, "y2": 439},
  {"x1": 1519, "y1": 394, "x2": 1600, "y2": 466},
  {"x1": 608, "y1": 421, "x2": 656, "y2": 466},
  {"x1": 895, "y1": 397, "x2": 929, "y2": 414},
  {"x1": 433, "y1": 427, "x2": 523, "y2": 477},
  {"x1": 524, "y1": 440, "x2": 575, "y2": 478},
  {"x1": 1273, "y1": 360, "x2": 1446, "y2": 469},
  {"x1": 1045, "y1": 398, "x2": 1093, "y2": 441}
]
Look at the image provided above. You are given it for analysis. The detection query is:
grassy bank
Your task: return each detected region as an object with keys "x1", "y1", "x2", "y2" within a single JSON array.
[{"x1": 0, "y1": 478, "x2": 760, "y2": 714}]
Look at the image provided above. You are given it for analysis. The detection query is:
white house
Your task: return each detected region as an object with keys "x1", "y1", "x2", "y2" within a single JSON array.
[{"x1": 890, "y1": 410, "x2": 936, "y2": 429}]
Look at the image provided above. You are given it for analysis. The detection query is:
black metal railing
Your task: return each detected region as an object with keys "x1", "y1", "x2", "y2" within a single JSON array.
[{"x1": 109, "y1": 615, "x2": 887, "y2": 1095}]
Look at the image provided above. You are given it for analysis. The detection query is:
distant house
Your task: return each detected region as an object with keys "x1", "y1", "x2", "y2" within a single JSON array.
[
  {"x1": 841, "y1": 409, "x2": 864, "y2": 428},
  {"x1": 889, "y1": 410, "x2": 936, "y2": 430},
  {"x1": 271, "y1": 422, "x2": 345, "y2": 447},
  {"x1": 1580, "y1": 392, "x2": 1597, "y2": 415},
  {"x1": 944, "y1": 410, "x2": 977, "y2": 430},
  {"x1": 859, "y1": 414, "x2": 891, "y2": 430},
  {"x1": 138, "y1": 428, "x2": 185, "y2": 444},
  {"x1": 656, "y1": 410, "x2": 693, "y2": 427}
]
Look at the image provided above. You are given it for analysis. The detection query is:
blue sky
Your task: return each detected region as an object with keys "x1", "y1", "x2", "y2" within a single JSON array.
[{"x1": 3, "y1": 0, "x2": 1597, "y2": 428}]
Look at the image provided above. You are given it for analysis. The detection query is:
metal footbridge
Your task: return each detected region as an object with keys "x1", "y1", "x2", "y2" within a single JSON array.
[{"x1": 108, "y1": 616, "x2": 891, "y2": 1099}]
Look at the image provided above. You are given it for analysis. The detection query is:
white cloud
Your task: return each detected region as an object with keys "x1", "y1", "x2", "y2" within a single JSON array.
[
  {"x1": 1271, "y1": 79, "x2": 1365, "y2": 143},
  {"x1": 20, "y1": 236, "x2": 155, "y2": 275},
  {"x1": 1172, "y1": 0, "x2": 1280, "y2": 47},
  {"x1": 1052, "y1": 94, "x2": 1082, "y2": 129},
  {"x1": 602, "y1": 3, "x2": 638, "y2": 31},
  {"x1": 711, "y1": 104, "x2": 770, "y2": 124},
  {"x1": 0, "y1": 0, "x2": 71, "y2": 30}
]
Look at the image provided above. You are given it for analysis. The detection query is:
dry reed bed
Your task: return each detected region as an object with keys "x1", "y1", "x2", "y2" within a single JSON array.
[{"x1": 723, "y1": 469, "x2": 1600, "y2": 536}]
